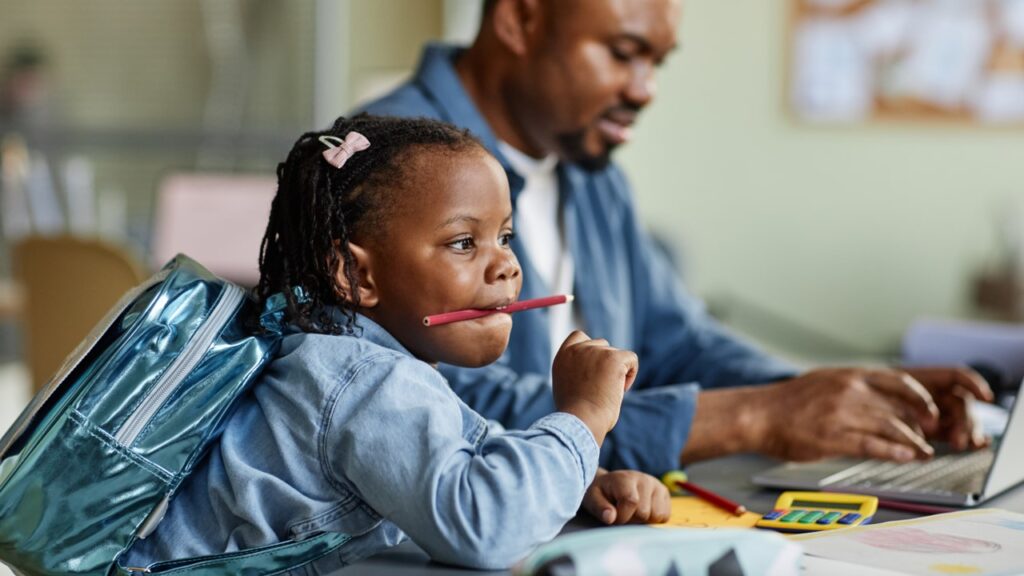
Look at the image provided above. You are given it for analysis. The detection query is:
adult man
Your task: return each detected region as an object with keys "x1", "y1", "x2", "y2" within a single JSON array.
[{"x1": 358, "y1": 0, "x2": 991, "y2": 474}]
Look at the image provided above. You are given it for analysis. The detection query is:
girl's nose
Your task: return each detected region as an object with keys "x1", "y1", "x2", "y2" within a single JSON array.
[{"x1": 487, "y1": 250, "x2": 521, "y2": 284}]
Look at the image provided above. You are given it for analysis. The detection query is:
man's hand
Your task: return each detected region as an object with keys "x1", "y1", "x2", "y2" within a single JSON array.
[
  {"x1": 582, "y1": 468, "x2": 671, "y2": 525},
  {"x1": 748, "y1": 368, "x2": 938, "y2": 462},
  {"x1": 552, "y1": 331, "x2": 639, "y2": 445},
  {"x1": 681, "y1": 367, "x2": 993, "y2": 464},
  {"x1": 903, "y1": 367, "x2": 993, "y2": 450}
]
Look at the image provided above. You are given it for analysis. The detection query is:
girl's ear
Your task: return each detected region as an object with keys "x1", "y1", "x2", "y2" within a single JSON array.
[{"x1": 334, "y1": 241, "x2": 379, "y2": 308}]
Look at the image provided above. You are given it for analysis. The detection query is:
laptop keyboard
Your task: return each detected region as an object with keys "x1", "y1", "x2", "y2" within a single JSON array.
[{"x1": 826, "y1": 449, "x2": 994, "y2": 496}]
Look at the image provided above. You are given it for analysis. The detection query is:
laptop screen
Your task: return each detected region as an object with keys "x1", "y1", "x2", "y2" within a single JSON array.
[{"x1": 981, "y1": 383, "x2": 1024, "y2": 499}]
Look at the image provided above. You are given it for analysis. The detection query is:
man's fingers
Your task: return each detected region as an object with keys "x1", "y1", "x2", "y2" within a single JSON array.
[
  {"x1": 824, "y1": 431, "x2": 919, "y2": 462},
  {"x1": 855, "y1": 413, "x2": 934, "y2": 458},
  {"x1": 907, "y1": 367, "x2": 994, "y2": 402},
  {"x1": 865, "y1": 371, "x2": 939, "y2": 423},
  {"x1": 877, "y1": 396, "x2": 930, "y2": 438},
  {"x1": 971, "y1": 411, "x2": 991, "y2": 449},
  {"x1": 943, "y1": 388, "x2": 973, "y2": 451},
  {"x1": 951, "y1": 369, "x2": 994, "y2": 402}
]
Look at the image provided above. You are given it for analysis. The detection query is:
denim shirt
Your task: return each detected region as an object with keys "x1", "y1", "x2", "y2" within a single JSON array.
[
  {"x1": 126, "y1": 315, "x2": 599, "y2": 572},
  {"x1": 359, "y1": 44, "x2": 797, "y2": 475}
]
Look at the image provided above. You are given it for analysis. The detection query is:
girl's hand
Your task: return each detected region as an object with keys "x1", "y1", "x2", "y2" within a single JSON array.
[
  {"x1": 582, "y1": 469, "x2": 671, "y2": 525},
  {"x1": 552, "y1": 331, "x2": 638, "y2": 445}
]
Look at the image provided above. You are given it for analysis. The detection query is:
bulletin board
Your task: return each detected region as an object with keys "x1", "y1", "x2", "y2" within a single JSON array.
[{"x1": 789, "y1": 0, "x2": 1024, "y2": 125}]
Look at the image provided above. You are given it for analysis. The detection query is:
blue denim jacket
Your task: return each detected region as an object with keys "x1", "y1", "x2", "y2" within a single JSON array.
[
  {"x1": 126, "y1": 315, "x2": 599, "y2": 572},
  {"x1": 359, "y1": 44, "x2": 797, "y2": 475}
]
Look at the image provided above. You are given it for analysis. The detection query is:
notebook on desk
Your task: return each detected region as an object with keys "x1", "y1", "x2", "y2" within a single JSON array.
[{"x1": 752, "y1": 382, "x2": 1024, "y2": 507}]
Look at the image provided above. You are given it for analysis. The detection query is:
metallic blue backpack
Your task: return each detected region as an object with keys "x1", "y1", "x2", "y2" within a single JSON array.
[{"x1": 0, "y1": 255, "x2": 348, "y2": 575}]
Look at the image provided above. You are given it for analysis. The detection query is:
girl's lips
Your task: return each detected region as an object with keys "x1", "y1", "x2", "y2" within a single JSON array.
[{"x1": 484, "y1": 298, "x2": 516, "y2": 310}]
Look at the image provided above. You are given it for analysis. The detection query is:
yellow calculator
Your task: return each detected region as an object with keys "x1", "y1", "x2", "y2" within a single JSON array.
[{"x1": 755, "y1": 491, "x2": 878, "y2": 532}]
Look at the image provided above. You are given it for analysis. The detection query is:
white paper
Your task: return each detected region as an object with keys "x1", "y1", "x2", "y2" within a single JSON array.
[
  {"x1": 795, "y1": 509, "x2": 1024, "y2": 576},
  {"x1": 972, "y1": 73, "x2": 1024, "y2": 122},
  {"x1": 802, "y1": 556, "x2": 907, "y2": 576},
  {"x1": 793, "y1": 18, "x2": 873, "y2": 122},
  {"x1": 893, "y1": 1, "x2": 992, "y2": 109},
  {"x1": 856, "y1": 0, "x2": 917, "y2": 57},
  {"x1": 902, "y1": 318, "x2": 1024, "y2": 394}
]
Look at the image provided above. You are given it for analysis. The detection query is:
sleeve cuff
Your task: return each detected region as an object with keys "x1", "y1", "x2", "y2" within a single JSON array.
[
  {"x1": 529, "y1": 412, "x2": 600, "y2": 489},
  {"x1": 600, "y1": 383, "x2": 699, "y2": 475}
]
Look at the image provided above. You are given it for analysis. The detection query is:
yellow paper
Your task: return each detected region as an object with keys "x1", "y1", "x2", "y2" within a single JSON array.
[{"x1": 654, "y1": 496, "x2": 761, "y2": 529}]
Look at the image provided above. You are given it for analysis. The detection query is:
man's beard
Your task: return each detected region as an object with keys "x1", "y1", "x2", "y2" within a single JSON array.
[{"x1": 555, "y1": 129, "x2": 615, "y2": 172}]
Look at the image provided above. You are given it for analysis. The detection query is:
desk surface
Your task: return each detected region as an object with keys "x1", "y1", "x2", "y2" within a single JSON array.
[{"x1": 336, "y1": 454, "x2": 1024, "y2": 575}]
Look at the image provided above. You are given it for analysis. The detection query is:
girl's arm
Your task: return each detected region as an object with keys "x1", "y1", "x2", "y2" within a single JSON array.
[{"x1": 324, "y1": 355, "x2": 599, "y2": 570}]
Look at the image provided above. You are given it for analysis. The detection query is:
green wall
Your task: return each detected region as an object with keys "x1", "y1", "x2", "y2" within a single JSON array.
[{"x1": 617, "y1": 0, "x2": 1024, "y2": 354}]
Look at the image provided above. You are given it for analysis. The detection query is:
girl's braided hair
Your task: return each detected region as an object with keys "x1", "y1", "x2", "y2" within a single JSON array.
[{"x1": 257, "y1": 113, "x2": 484, "y2": 334}]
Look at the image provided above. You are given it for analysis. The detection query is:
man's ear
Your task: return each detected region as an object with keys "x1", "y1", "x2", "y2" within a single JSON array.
[
  {"x1": 491, "y1": 0, "x2": 543, "y2": 57},
  {"x1": 334, "y1": 241, "x2": 379, "y2": 308}
]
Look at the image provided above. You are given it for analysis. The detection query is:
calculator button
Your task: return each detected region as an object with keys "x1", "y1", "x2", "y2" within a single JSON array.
[
  {"x1": 762, "y1": 509, "x2": 786, "y2": 521},
  {"x1": 798, "y1": 511, "x2": 825, "y2": 524},
  {"x1": 817, "y1": 511, "x2": 842, "y2": 525},
  {"x1": 837, "y1": 513, "x2": 862, "y2": 525},
  {"x1": 780, "y1": 510, "x2": 808, "y2": 523}
]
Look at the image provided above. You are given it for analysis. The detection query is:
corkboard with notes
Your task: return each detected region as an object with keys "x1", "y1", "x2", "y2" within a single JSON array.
[{"x1": 789, "y1": 0, "x2": 1024, "y2": 125}]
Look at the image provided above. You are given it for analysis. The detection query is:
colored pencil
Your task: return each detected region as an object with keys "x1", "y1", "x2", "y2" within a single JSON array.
[
  {"x1": 423, "y1": 294, "x2": 574, "y2": 327},
  {"x1": 674, "y1": 480, "x2": 748, "y2": 516},
  {"x1": 876, "y1": 499, "x2": 958, "y2": 515}
]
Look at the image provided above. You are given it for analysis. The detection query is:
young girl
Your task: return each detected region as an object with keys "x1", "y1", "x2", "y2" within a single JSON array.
[{"x1": 125, "y1": 115, "x2": 669, "y2": 572}]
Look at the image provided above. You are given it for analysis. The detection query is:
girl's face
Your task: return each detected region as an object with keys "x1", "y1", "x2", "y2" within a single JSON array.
[{"x1": 356, "y1": 147, "x2": 522, "y2": 367}]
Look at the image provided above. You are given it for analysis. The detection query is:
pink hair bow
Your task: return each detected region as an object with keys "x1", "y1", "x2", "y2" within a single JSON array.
[{"x1": 319, "y1": 132, "x2": 370, "y2": 169}]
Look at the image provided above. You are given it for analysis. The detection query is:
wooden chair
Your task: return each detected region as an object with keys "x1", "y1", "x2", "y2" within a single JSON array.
[{"x1": 13, "y1": 236, "x2": 145, "y2": 394}]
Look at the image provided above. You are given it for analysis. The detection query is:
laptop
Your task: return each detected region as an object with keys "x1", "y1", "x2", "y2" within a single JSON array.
[{"x1": 752, "y1": 383, "x2": 1024, "y2": 507}]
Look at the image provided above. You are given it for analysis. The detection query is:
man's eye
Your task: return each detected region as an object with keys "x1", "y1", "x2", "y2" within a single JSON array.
[
  {"x1": 610, "y1": 45, "x2": 632, "y2": 62},
  {"x1": 449, "y1": 237, "x2": 475, "y2": 251},
  {"x1": 499, "y1": 232, "x2": 516, "y2": 247}
]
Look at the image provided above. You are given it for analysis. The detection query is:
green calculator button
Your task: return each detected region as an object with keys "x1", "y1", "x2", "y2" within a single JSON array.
[
  {"x1": 780, "y1": 510, "x2": 807, "y2": 522},
  {"x1": 817, "y1": 511, "x2": 842, "y2": 525},
  {"x1": 798, "y1": 511, "x2": 825, "y2": 524}
]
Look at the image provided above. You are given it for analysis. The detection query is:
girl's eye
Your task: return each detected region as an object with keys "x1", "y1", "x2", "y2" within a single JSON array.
[
  {"x1": 448, "y1": 237, "x2": 475, "y2": 251},
  {"x1": 499, "y1": 232, "x2": 516, "y2": 247}
]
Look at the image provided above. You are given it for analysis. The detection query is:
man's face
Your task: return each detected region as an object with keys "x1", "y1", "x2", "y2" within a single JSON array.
[{"x1": 512, "y1": 0, "x2": 680, "y2": 169}]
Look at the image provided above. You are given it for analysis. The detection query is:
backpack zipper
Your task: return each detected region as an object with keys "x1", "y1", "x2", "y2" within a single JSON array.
[
  {"x1": 0, "y1": 270, "x2": 170, "y2": 460},
  {"x1": 114, "y1": 283, "x2": 245, "y2": 446}
]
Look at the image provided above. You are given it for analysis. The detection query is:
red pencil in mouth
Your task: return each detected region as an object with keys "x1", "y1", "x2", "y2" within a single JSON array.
[{"x1": 422, "y1": 295, "x2": 574, "y2": 327}]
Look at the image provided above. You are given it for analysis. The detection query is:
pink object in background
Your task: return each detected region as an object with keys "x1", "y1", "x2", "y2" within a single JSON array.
[{"x1": 150, "y1": 173, "x2": 275, "y2": 287}]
